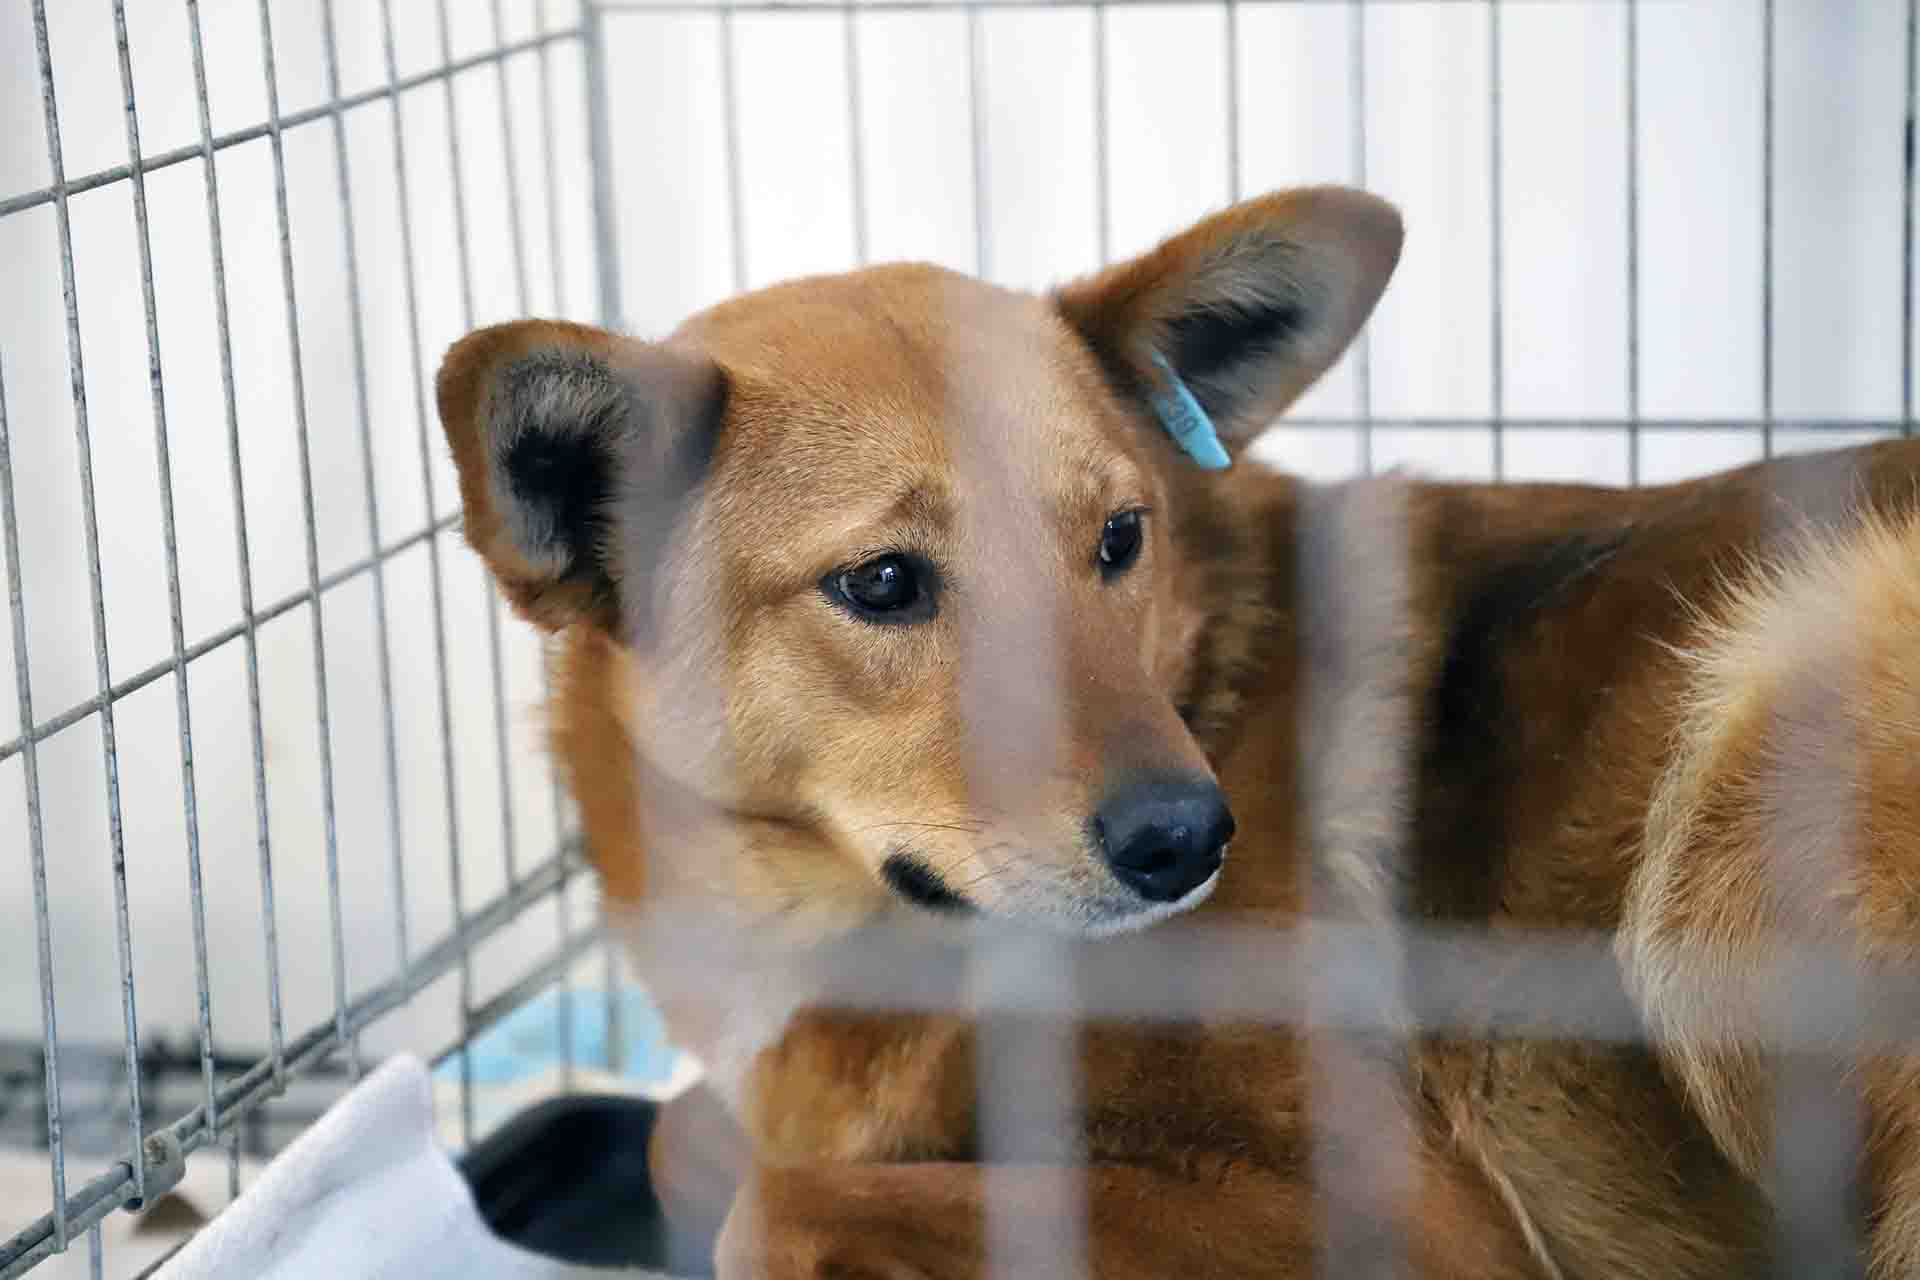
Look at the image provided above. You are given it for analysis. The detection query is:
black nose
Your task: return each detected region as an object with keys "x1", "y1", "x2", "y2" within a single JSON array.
[{"x1": 1093, "y1": 777, "x2": 1234, "y2": 903}]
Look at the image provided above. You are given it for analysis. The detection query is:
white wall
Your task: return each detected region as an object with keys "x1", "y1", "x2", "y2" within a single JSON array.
[
  {"x1": 604, "y1": 0, "x2": 1914, "y2": 481},
  {"x1": 0, "y1": 0, "x2": 1911, "y2": 1194}
]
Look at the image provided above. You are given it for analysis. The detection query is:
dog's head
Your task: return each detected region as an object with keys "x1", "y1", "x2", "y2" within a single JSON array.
[{"x1": 437, "y1": 187, "x2": 1400, "y2": 938}]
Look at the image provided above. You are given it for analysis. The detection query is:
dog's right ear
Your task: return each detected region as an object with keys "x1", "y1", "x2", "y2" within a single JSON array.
[
  {"x1": 1055, "y1": 186, "x2": 1402, "y2": 459},
  {"x1": 436, "y1": 320, "x2": 726, "y2": 633}
]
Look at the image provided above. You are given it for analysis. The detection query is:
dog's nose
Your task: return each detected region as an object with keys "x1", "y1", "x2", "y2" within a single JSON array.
[{"x1": 1093, "y1": 777, "x2": 1234, "y2": 903}]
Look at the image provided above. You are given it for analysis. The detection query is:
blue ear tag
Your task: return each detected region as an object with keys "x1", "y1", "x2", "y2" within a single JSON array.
[{"x1": 1146, "y1": 351, "x2": 1232, "y2": 470}]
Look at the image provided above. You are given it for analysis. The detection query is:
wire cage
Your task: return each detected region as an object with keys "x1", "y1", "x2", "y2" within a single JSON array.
[{"x1": 3, "y1": 0, "x2": 1918, "y2": 1276}]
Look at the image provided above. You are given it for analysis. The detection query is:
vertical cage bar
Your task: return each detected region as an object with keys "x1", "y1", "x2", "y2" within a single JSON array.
[
  {"x1": 31, "y1": 0, "x2": 148, "y2": 1203},
  {"x1": 1487, "y1": 0, "x2": 1505, "y2": 481},
  {"x1": 1625, "y1": 0, "x2": 1641, "y2": 483},
  {"x1": 256, "y1": 0, "x2": 358, "y2": 1081},
  {"x1": 556, "y1": 847, "x2": 576, "y2": 1090},
  {"x1": 1350, "y1": 0, "x2": 1371, "y2": 473},
  {"x1": 581, "y1": 0, "x2": 626, "y2": 1073},
  {"x1": 433, "y1": 0, "x2": 479, "y2": 407},
  {"x1": 718, "y1": 3, "x2": 748, "y2": 293},
  {"x1": 844, "y1": 2, "x2": 870, "y2": 267},
  {"x1": 185, "y1": 0, "x2": 286, "y2": 1086},
  {"x1": 429, "y1": 0, "x2": 481, "y2": 1144},
  {"x1": 1762, "y1": 0, "x2": 1868, "y2": 1222},
  {"x1": 1904, "y1": 0, "x2": 1916, "y2": 437},
  {"x1": 1760, "y1": 747, "x2": 1866, "y2": 1267},
  {"x1": 1223, "y1": 0, "x2": 1240, "y2": 204},
  {"x1": 437, "y1": 0, "x2": 478, "y2": 339},
  {"x1": 583, "y1": 1, "x2": 626, "y2": 333},
  {"x1": 535, "y1": 0, "x2": 579, "y2": 1091},
  {"x1": 537, "y1": 5, "x2": 572, "y2": 319},
  {"x1": 1092, "y1": 0, "x2": 1110, "y2": 266},
  {"x1": 113, "y1": 0, "x2": 222, "y2": 1151},
  {"x1": 86, "y1": 1224, "x2": 100, "y2": 1280},
  {"x1": 485, "y1": 0, "x2": 531, "y2": 889},
  {"x1": 319, "y1": 0, "x2": 412, "y2": 997},
  {"x1": 1299, "y1": 492, "x2": 1416, "y2": 1280},
  {"x1": 377, "y1": 0, "x2": 466, "y2": 1078},
  {"x1": 604, "y1": 945, "x2": 625, "y2": 1075},
  {"x1": 974, "y1": 939, "x2": 1086, "y2": 1280},
  {"x1": 490, "y1": 0, "x2": 535, "y2": 319},
  {"x1": 967, "y1": 2, "x2": 991, "y2": 280},
  {"x1": 1, "y1": 359, "x2": 66, "y2": 1252},
  {"x1": 1761, "y1": 0, "x2": 1775, "y2": 457}
]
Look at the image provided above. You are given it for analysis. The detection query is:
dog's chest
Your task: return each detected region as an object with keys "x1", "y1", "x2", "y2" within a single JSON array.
[
  {"x1": 605, "y1": 908, "x2": 814, "y2": 1115},
  {"x1": 693, "y1": 978, "x2": 814, "y2": 1114}
]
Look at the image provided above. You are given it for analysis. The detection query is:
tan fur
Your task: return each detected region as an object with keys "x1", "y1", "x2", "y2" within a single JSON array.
[
  {"x1": 436, "y1": 186, "x2": 1920, "y2": 1277},
  {"x1": 1624, "y1": 505, "x2": 1920, "y2": 1274}
]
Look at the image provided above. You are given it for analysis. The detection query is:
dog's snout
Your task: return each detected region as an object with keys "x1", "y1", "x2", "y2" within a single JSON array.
[{"x1": 1093, "y1": 777, "x2": 1233, "y2": 903}]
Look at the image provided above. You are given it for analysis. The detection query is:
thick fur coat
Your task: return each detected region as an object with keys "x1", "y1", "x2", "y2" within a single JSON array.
[{"x1": 436, "y1": 187, "x2": 1920, "y2": 1277}]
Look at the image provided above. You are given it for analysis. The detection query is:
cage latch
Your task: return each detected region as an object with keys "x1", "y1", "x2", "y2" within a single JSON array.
[{"x1": 126, "y1": 1130, "x2": 188, "y2": 1211}]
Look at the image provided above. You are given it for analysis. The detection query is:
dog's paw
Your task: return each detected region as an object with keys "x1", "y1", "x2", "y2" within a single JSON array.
[{"x1": 713, "y1": 1167, "x2": 960, "y2": 1280}]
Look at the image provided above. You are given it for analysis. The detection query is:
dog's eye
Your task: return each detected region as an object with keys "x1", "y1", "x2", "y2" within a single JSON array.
[
  {"x1": 1098, "y1": 511, "x2": 1145, "y2": 577},
  {"x1": 830, "y1": 554, "x2": 932, "y2": 623}
]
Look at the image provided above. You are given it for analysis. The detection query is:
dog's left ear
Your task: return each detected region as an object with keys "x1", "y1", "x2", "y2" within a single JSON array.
[
  {"x1": 1055, "y1": 186, "x2": 1403, "y2": 453},
  {"x1": 436, "y1": 319, "x2": 725, "y2": 634}
]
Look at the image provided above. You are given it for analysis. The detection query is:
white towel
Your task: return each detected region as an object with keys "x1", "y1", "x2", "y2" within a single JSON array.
[{"x1": 156, "y1": 1055, "x2": 676, "y2": 1280}]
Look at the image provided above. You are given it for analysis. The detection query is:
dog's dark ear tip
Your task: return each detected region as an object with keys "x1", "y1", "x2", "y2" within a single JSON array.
[
  {"x1": 1162, "y1": 297, "x2": 1313, "y2": 394},
  {"x1": 500, "y1": 426, "x2": 614, "y2": 576},
  {"x1": 477, "y1": 347, "x2": 631, "y2": 578},
  {"x1": 1054, "y1": 185, "x2": 1407, "y2": 444}
]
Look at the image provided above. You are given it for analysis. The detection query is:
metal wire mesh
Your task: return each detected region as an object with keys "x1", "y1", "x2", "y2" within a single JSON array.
[
  {"x1": 2, "y1": 0, "x2": 1917, "y2": 1276},
  {"x1": 1, "y1": 2, "x2": 600, "y2": 1273}
]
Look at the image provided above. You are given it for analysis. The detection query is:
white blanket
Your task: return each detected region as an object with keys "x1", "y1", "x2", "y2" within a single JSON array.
[{"x1": 155, "y1": 1055, "x2": 675, "y2": 1280}]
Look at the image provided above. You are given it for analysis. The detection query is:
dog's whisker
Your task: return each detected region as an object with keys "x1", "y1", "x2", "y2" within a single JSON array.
[
  {"x1": 856, "y1": 819, "x2": 991, "y2": 837},
  {"x1": 951, "y1": 865, "x2": 1024, "y2": 895},
  {"x1": 929, "y1": 840, "x2": 1013, "y2": 880},
  {"x1": 923, "y1": 849, "x2": 985, "y2": 881},
  {"x1": 948, "y1": 844, "x2": 1027, "y2": 894}
]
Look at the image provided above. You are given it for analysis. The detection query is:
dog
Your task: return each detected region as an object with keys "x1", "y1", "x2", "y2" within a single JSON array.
[{"x1": 436, "y1": 185, "x2": 1920, "y2": 1277}]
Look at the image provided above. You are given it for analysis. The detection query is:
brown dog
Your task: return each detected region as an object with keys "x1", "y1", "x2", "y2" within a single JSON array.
[{"x1": 436, "y1": 186, "x2": 1920, "y2": 1277}]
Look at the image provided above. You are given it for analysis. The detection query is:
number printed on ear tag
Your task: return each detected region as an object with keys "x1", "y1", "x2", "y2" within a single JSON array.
[{"x1": 1147, "y1": 351, "x2": 1232, "y2": 470}]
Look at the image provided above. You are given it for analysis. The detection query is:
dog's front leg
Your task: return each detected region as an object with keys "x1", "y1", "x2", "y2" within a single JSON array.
[
  {"x1": 713, "y1": 1161, "x2": 1293, "y2": 1280},
  {"x1": 711, "y1": 1157, "x2": 1545, "y2": 1280}
]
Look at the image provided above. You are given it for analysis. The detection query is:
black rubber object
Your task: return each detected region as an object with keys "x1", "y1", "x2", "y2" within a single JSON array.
[{"x1": 458, "y1": 1093, "x2": 692, "y2": 1272}]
